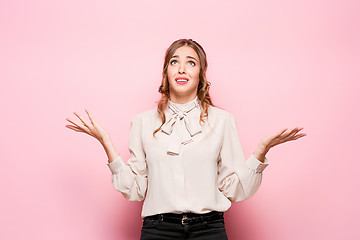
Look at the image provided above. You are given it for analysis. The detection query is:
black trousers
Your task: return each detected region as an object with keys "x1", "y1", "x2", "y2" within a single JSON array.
[{"x1": 140, "y1": 211, "x2": 228, "y2": 240}]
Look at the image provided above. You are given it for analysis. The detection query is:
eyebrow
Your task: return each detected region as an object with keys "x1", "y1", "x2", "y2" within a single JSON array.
[{"x1": 171, "y1": 55, "x2": 198, "y2": 62}]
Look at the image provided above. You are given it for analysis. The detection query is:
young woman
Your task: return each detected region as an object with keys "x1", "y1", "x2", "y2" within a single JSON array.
[{"x1": 66, "y1": 39, "x2": 306, "y2": 240}]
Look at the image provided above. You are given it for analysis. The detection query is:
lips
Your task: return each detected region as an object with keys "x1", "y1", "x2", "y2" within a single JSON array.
[
  {"x1": 175, "y1": 77, "x2": 189, "y2": 82},
  {"x1": 175, "y1": 77, "x2": 189, "y2": 85},
  {"x1": 175, "y1": 77, "x2": 189, "y2": 81}
]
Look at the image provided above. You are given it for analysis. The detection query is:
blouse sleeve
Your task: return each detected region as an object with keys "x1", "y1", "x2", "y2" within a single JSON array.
[
  {"x1": 217, "y1": 113, "x2": 269, "y2": 202},
  {"x1": 106, "y1": 115, "x2": 147, "y2": 201}
]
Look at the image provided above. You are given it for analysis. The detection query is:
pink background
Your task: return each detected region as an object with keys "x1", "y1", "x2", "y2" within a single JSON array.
[{"x1": 1, "y1": 0, "x2": 359, "y2": 239}]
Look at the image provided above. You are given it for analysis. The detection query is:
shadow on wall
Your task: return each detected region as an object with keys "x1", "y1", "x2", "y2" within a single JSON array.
[
  {"x1": 107, "y1": 201, "x2": 143, "y2": 240},
  {"x1": 226, "y1": 204, "x2": 264, "y2": 240}
]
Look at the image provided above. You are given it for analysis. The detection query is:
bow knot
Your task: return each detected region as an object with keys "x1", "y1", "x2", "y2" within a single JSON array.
[
  {"x1": 160, "y1": 97, "x2": 203, "y2": 155},
  {"x1": 177, "y1": 111, "x2": 186, "y2": 120}
]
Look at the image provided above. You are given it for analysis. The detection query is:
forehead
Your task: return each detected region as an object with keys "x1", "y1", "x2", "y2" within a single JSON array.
[{"x1": 172, "y1": 46, "x2": 199, "y2": 59}]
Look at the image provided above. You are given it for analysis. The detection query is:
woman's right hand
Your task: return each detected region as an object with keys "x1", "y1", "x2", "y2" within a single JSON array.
[{"x1": 65, "y1": 109, "x2": 110, "y2": 143}]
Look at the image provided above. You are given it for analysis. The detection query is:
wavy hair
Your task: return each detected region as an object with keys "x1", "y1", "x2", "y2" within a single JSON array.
[{"x1": 153, "y1": 39, "x2": 215, "y2": 137}]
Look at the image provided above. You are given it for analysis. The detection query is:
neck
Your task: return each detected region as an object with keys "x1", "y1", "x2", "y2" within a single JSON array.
[{"x1": 169, "y1": 93, "x2": 198, "y2": 104}]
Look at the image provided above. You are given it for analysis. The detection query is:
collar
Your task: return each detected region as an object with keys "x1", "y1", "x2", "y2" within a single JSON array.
[{"x1": 161, "y1": 96, "x2": 203, "y2": 155}]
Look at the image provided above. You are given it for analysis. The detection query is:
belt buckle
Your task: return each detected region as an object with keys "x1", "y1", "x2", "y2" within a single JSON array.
[{"x1": 181, "y1": 214, "x2": 188, "y2": 225}]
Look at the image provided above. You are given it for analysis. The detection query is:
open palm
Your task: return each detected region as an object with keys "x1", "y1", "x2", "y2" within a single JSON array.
[
  {"x1": 263, "y1": 127, "x2": 306, "y2": 150},
  {"x1": 65, "y1": 109, "x2": 110, "y2": 142}
]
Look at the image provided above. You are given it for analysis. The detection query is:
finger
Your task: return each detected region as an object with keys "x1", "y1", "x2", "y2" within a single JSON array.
[
  {"x1": 286, "y1": 127, "x2": 305, "y2": 140},
  {"x1": 263, "y1": 128, "x2": 288, "y2": 145},
  {"x1": 289, "y1": 133, "x2": 307, "y2": 141},
  {"x1": 66, "y1": 121, "x2": 91, "y2": 134},
  {"x1": 85, "y1": 109, "x2": 98, "y2": 126},
  {"x1": 271, "y1": 129, "x2": 293, "y2": 144},
  {"x1": 66, "y1": 124, "x2": 86, "y2": 133},
  {"x1": 73, "y1": 112, "x2": 92, "y2": 129},
  {"x1": 285, "y1": 127, "x2": 301, "y2": 138},
  {"x1": 279, "y1": 132, "x2": 307, "y2": 144},
  {"x1": 265, "y1": 127, "x2": 303, "y2": 146},
  {"x1": 66, "y1": 118, "x2": 84, "y2": 129},
  {"x1": 272, "y1": 128, "x2": 299, "y2": 145},
  {"x1": 85, "y1": 109, "x2": 93, "y2": 124},
  {"x1": 66, "y1": 118, "x2": 91, "y2": 134},
  {"x1": 272, "y1": 128, "x2": 288, "y2": 139},
  {"x1": 280, "y1": 127, "x2": 300, "y2": 139},
  {"x1": 291, "y1": 127, "x2": 305, "y2": 137}
]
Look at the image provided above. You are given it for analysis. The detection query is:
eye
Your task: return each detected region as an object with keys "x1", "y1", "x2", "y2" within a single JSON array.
[
  {"x1": 170, "y1": 60, "x2": 177, "y2": 65},
  {"x1": 188, "y1": 61, "x2": 195, "y2": 66}
]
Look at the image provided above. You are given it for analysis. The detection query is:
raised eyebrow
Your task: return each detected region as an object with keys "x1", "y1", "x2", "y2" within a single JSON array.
[{"x1": 171, "y1": 55, "x2": 198, "y2": 62}]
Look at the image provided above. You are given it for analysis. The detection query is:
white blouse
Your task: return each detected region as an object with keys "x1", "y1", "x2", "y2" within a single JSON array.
[{"x1": 106, "y1": 96, "x2": 269, "y2": 218}]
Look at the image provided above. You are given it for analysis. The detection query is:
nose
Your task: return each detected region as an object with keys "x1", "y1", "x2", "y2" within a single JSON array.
[{"x1": 178, "y1": 63, "x2": 186, "y2": 74}]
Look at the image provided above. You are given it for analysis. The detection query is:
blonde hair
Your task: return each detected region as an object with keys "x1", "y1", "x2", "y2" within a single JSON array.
[{"x1": 153, "y1": 39, "x2": 215, "y2": 137}]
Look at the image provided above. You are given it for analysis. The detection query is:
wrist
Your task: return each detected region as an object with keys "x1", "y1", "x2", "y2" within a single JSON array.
[
  {"x1": 100, "y1": 135, "x2": 112, "y2": 146},
  {"x1": 253, "y1": 143, "x2": 269, "y2": 163},
  {"x1": 257, "y1": 142, "x2": 269, "y2": 153}
]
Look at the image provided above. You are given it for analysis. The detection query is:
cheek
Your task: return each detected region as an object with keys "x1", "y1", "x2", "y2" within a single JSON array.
[
  {"x1": 190, "y1": 68, "x2": 201, "y2": 80},
  {"x1": 167, "y1": 67, "x2": 176, "y2": 77}
]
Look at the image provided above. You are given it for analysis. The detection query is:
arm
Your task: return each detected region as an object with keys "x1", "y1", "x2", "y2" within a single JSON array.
[
  {"x1": 217, "y1": 113, "x2": 269, "y2": 202},
  {"x1": 253, "y1": 144, "x2": 268, "y2": 163},
  {"x1": 101, "y1": 136, "x2": 121, "y2": 164},
  {"x1": 65, "y1": 110, "x2": 147, "y2": 201},
  {"x1": 253, "y1": 127, "x2": 307, "y2": 163},
  {"x1": 106, "y1": 116, "x2": 148, "y2": 201}
]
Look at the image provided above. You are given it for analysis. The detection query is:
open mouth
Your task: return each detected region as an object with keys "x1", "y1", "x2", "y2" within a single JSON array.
[
  {"x1": 175, "y1": 77, "x2": 189, "y2": 84},
  {"x1": 176, "y1": 79, "x2": 188, "y2": 83}
]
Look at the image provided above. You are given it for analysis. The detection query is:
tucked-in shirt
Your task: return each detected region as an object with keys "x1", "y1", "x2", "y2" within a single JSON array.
[{"x1": 106, "y1": 96, "x2": 269, "y2": 218}]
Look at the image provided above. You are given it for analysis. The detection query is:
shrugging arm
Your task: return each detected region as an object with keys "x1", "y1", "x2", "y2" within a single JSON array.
[
  {"x1": 106, "y1": 116, "x2": 147, "y2": 201},
  {"x1": 217, "y1": 113, "x2": 269, "y2": 202}
]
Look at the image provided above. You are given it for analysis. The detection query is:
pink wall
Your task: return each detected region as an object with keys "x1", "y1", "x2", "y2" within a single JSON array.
[{"x1": 1, "y1": 0, "x2": 359, "y2": 239}]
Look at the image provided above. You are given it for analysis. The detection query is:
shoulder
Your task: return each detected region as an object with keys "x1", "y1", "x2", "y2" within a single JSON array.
[
  {"x1": 204, "y1": 105, "x2": 237, "y2": 129},
  {"x1": 131, "y1": 107, "x2": 159, "y2": 123},
  {"x1": 208, "y1": 105, "x2": 234, "y2": 120}
]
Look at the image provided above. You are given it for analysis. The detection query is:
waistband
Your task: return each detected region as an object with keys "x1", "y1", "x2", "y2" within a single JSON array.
[{"x1": 144, "y1": 211, "x2": 224, "y2": 225}]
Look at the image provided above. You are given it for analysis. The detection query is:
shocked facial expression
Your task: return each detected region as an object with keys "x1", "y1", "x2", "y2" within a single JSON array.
[{"x1": 167, "y1": 46, "x2": 201, "y2": 101}]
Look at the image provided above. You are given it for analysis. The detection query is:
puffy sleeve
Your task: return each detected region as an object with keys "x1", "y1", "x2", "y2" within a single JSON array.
[
  {"x1": 106, "y1": 115, "x2": 147, "y2": 201},
  {"x1": 217, "y1": 113, "x2": 269, "y2": 202}
]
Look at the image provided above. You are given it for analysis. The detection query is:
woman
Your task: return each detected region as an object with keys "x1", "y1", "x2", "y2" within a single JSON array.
[{"x1": 65, "y1": 39, "x2": 306, "y2": 240}]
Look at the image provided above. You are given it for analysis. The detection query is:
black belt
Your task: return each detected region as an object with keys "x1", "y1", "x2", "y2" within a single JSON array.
[{"x1": 144, "y1": 211, "x2": 224, "y2": 225}]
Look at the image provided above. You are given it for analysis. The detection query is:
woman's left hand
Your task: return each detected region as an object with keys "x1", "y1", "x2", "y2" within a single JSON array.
[
  {"x1": 263, "y1": 127, "x2": 306, "y2": 150},
  {"x1": 253, "y1": 127, "x2": 307, "y2": 162}
]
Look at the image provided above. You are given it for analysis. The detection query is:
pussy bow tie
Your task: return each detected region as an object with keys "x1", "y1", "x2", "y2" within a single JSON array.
[{"x1": 161, "y1": 99, "x2": 203, "y2": 155}]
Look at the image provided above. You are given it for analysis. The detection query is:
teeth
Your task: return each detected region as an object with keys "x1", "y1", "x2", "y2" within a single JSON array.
[{"x1": 177, "y1": 79, "x2": 188, "y2": 82}]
